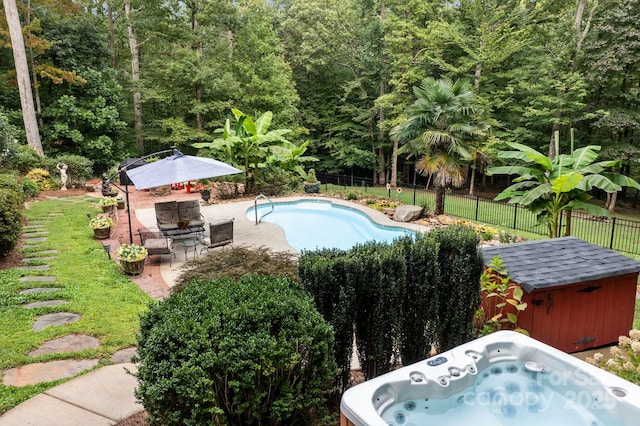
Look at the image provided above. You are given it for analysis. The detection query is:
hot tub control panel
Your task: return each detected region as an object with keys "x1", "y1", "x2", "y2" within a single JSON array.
[{"x1": 426, "y1": 356, "x2": 448, "y2": 366}]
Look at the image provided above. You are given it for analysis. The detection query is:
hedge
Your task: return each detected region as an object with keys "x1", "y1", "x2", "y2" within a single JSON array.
[
  {"x1": 135, "y1": 274, "x2": 337, "y2": 426},
  {"x1": 299, "y1": 225, "x2": 483, "y2": 383}
]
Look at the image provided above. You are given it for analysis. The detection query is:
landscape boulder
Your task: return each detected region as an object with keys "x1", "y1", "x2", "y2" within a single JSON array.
[{"x1": 393, "y1": 205, "x2": 423, "y2": 222}]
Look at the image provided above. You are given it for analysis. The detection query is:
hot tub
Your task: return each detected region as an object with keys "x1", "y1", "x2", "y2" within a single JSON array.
[{"x1": 340, "y1": 331, "x2": 640, "y2": 425}]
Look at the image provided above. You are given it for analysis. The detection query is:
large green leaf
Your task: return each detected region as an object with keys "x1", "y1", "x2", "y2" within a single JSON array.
[
  {"x1": 602, "y1": 172, "x2": 640, "y2": 190},
  {"x1": 486, "y1": 165, "x2": 540, "y2": 177},
  {"x1": 577, "y1": 160, "x2": 618, "y2": 175},
  {"x1": 519, "y1": 182, "x2": 552, "y2": 206},
  {"x1": 577, "y1": 174, "x2": 621, "y2": 192},
  {"x1": 571, "y1": 146, "x2": 601, "y2": 170},
  {"x1": 255, "y1": 111, "x2": 273, "y2": 135},
  {"x1": 565, "y1": 200, "x2": 611, "y2": 217},
  {"x1": 551, "y1": 173, "x2": 582, "y2": 194}
]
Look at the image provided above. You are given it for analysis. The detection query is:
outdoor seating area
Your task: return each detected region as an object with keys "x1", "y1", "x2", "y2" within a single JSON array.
[
  {"x1": 199, "y1": 219, "x2": 234, "y2": 254},
  {"x1": 139, "y1": 229, "x2": 175, "y2": 266},
  {"x1": 154, "y1": 199, "x2": 205, "y2": 232}
]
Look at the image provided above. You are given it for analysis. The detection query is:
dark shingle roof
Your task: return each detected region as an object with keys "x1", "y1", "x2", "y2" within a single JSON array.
[{"x1": 480, "y1": 237, "x2": 640, "y2": 293}]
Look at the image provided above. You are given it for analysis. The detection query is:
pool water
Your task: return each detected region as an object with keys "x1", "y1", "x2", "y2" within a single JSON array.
[
  {"x1": 381, "y1": 361, "x2": 624, "y2": 426},
  {"x1": 247, "y1": 200, "x2": 414, "y2": 252}
]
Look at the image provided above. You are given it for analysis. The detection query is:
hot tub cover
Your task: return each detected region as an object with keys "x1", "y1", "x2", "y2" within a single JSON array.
[{"x1": 480, "y1": 236, "x2": 640, "y2": 293}]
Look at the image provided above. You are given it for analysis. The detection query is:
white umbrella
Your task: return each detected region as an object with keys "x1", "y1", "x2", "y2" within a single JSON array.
[{"x1": 125, "y1": 151, "x2": 242, "y2": 190}]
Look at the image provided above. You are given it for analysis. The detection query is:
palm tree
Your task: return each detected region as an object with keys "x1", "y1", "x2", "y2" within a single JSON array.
[{"x1": 391, "y1": 78, "x2": 493, "y2": 214}]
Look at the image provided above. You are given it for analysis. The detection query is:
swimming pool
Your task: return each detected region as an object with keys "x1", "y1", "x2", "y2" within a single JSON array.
[
  {"x1": 340, "y1": 331, "x2": 640, "y2": 425},
  {"x1": 246, "y1": 200, "x2": 415, "y2": 252}
]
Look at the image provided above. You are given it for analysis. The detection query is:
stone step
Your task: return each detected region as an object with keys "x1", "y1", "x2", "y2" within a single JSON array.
[
  {"x1": 29, "y1": 335, "x2": 100, "y2": 357},
  {"x1": 19, "y1": 287, "x2": 61, "y2": 295},
  {"x1": 32, "y1": 313, "x2": 80, "y2": 331},
  {"x1": 2, "y1": 359, "x2": 100, "y2": 386},
  {"x1": 18, "y1": 264, "x2": 51, "y2": 271},
  {"x1": 23, "y1": 300, "x2": 68, "y2": 309},
  {"x1": 19, "y1": 276, "x2": 56, "y2": 283}
]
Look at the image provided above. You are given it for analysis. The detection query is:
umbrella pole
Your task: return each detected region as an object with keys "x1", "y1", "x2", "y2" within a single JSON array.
[{"x1": 125, "y1": 183, "x2": 133, "y2": 244}]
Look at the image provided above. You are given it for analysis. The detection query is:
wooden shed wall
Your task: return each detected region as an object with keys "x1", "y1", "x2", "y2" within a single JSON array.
[{"x1": 512, "y1": 273, "x2": 638, "y2": 353}]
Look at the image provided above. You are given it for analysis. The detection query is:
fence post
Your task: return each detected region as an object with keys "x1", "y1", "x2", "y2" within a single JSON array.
[
  {"x1": 475, "y1": 195, "x2": 479, "y2": 221},
  {"x1": 413, "y1": 185, "x2": 416, "y2": 205},
  {"x1": 513, "y1": 204, "x2": 518, "y2": 229},
  {"x1": 609, "y1": 218, "x2": 616, "y2": 249}
]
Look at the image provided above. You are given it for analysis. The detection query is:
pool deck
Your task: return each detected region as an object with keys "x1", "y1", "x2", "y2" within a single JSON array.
[{"x1": 133, "y1": 196, "x2": 429, "y2": 289}]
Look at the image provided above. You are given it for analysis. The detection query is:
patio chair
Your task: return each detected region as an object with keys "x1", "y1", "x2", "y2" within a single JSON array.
[
  {"x1": 138, "y1": 229, "x2": 175, "y2": 266},
  {"x1": 200, "y1": 219, "x2": 234, "y2": 254}
]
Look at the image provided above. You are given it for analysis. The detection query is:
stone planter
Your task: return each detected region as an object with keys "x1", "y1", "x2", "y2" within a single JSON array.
[
  {"x1": 93, "y1": 227, "x2": 111, "y2": 240},
  {"x1": 120, "y1": 258, "x2": 146, "y2": 276},
  {"x1": 117, "y1": 199, "x2": 125, "y2": 209}
]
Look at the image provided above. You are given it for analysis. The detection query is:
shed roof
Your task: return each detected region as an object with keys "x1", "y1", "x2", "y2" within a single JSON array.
[{"x1": 480, "y1": 237, "x2": 640, "y2": 293}]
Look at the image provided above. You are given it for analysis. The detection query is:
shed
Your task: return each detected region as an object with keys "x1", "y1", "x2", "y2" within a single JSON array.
[{"x1": 481, "y1": 237, "x2": 640, "y2": 353}]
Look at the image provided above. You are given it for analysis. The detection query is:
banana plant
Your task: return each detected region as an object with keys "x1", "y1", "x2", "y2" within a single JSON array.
[
  {"x1": 487, "y1": 138, "x2": 640, "y2": 238},
  {"x1": 194, "y1": 109, "x2": 292, "y2": 193}
]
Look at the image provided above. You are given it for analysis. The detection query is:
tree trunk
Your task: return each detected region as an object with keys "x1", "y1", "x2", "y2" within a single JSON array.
[
  {"x1": 469, "y1": 166, "x2": 476, "y2": 196},
  {"x1": 435, "y1": 184, "x2": 445, "y2": 215},
  {"x1": 125, "y1": 0, "x2": 143, "y2": 154},
  {"x1": 3, "y1": 0, "x2": 43, "y2": 156},
  {"x1": 24, "y1": 0, "x2": 42, "y2": 126},
  {"x1": 607, "y1": 191, "x2": 617, "y2": 213},
  {"x1": 108, "y1": 3, "x2": 118, "y2": 72},
  {"x1": 192, "y1": 9, "x2": 203, "y2": 142},
  {"x1": 564, "y1": 209, "x2": 572, "y2": 237}
]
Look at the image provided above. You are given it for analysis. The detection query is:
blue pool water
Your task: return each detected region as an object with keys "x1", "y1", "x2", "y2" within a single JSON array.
[
  {"x1": 381, "y1": 361, "x2": 625, "y2": 426},
  {"x1": 246, "y1": 200, "x2": 414, "y2": 252}
]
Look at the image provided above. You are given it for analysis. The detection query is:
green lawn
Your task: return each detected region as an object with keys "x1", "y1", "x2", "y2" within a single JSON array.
[{"x1": 0, "y1": 196, "x2": 153, "y2": 413}]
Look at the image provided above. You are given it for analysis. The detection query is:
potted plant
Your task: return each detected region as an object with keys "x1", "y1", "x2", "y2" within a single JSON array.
[
  {"x1": 303, "y1": 169, "x2": 320, "y2": 194},
  {"x1": 117, "y1": 243, "x2": 148, "y2": 276},
  {"x1": 99, "y1": 196, "x2": 119, "y2": 213},
  {"x1": 176, "y1": 219, "x2": 191, "y2": 230},
  {"x1": 90, "y1": 216, "x2": 114, "y2": 239}
]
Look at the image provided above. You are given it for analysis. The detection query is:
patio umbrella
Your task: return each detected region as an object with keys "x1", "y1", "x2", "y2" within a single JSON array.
[{"x1": 125, "y1": 150, "x2": 242, "y2": 190}]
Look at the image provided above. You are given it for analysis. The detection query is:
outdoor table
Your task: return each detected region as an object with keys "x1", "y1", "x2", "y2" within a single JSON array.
[{"x1": 180, "y1": 239, "x2": 199, "y2": 260}]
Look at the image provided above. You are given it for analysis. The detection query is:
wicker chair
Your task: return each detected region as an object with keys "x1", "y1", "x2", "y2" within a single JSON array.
[
  {"x1": 138, "y1": 229, "x2": 175, "y2": 266},
  {"x1": 199, "y1": 219, "x2": 234, "y2": 254}
]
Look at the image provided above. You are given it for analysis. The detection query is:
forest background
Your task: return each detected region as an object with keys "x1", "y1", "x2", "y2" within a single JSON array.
[{"x1": 1, "y1": 0, "x2": 638, "y2": 194}]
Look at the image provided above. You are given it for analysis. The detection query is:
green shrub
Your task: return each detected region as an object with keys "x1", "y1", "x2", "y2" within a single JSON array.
[
  {"x1": 47, "y1": 154, "x2": 94, "y2": 186},
  {"x1": 25, "y1": 168, "x2": 57, "y2": 191},
  {"x1": 0, "y1": 186, "x2": 23, "y2": 257},
  {"x1": 258, "y1": 164, "x2": 299, "y2": 196},
  {"x1": 135, "y1": 274, "x2": 337, "y2": 426},
  {"x1": 4, "y1": 144, "x2": 45, "y2": 174},
  {"x1": 21, "y1": 178, "x2": 39, "y2": 198},
  {"x1": 174, "y1": 246, "x2": 298, "y2": 293}
]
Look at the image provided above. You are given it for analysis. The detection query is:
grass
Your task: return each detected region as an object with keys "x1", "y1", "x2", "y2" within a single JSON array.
[
  {"x1": 326, "y1": 184, "x2": 640, "y2": 256},
  {"x1": 0, "y1": 196, "x2": 153, "y2": 413}
]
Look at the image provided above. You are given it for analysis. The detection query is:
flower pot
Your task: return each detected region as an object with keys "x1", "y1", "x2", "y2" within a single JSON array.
[
  {"x1": 93, "y1": 227, "x2": 111, "y2": 240},
  {"x1": 102, "y1": 204, "x2": 117, "y2": 214},
  {"x1": 117, "y1": 199, "x2": 125, "y2": 209},
  {"x1": 303, "y1": 182, "x2": 320, "y2": 194},
  {"x1": 120, "y1": 258, "x2": 146, "y2": 276}
]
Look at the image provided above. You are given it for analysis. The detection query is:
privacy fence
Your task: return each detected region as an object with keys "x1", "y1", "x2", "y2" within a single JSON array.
[{"x1": 318, "y1": 173, "x2": 640, "y2": 257}]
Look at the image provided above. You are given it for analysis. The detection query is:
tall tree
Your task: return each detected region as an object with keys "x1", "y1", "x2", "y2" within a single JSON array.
[
  {"x1": 124, "y1": 0, "x2": 143, "y2": 153},
  {"x1": 391, "y1": 77, "x2": 492, "y2": 214},
  {"x1": 3, "y1": 0, "x2": 43, "y2": 155}
]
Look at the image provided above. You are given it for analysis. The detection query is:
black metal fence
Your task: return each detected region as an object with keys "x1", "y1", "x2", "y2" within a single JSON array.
[{"x1": 318, "y1": 173, "x2": 640, "y2": 256}]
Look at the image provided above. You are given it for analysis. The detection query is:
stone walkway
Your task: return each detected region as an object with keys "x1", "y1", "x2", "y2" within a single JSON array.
[{"x1": 2, "y1": 207, "x2": 118, "y2": 389}]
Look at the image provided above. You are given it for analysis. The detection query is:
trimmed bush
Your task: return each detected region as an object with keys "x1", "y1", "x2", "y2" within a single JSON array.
[
  {"x1": 3, "y1": 144, "x2": 45, "y2": 174},
  {"x1": 25, "y1": 168, "x2": 57, "y2": 191},
  {"x1": 135, "y1": 274, "x2": 337, "y2": 426}
]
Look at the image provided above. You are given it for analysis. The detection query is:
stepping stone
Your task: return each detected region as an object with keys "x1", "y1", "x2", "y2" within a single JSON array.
[
  {"x1": 23, "y1": 228, "x2": 47, "y2": 234},
  {"x1": 2, "y1": 359, "x2": 99, "y2": 386},
  {"x1": 24, "y1": 249, "x2": 58, "y2": 256},
  {"x1": 19, "y1": 276, "x2": 56, "y2": 282},
  {"x1": 23, "y1": 300, "x2": 68, "y2": 309},
  {"x1": 22, "y1": 256, "x2": 56, "y2": 263},
  {"x1": 22, "y1": 237, "x2": 47, "y2": 243},
  {"x1": 110, "y1": 347, "x2": 138, "y2": 364},
  {"x1": 32, "y1": 312, "x2": 80, "y2": 330},
  {"x1": 19, "y1": 264, "x2": 50, "y2": 271},
  {"x1": 19, "y1": 287, "x2": 61, "y2": 294},
  {"x1": 29, "y1": 334, "x2": 100, "y2": 357}
]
